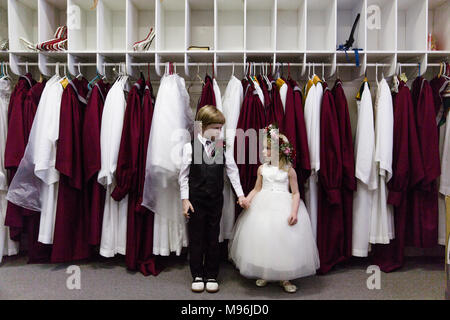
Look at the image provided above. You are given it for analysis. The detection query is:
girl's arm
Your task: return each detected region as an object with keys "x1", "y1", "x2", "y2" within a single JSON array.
[
  {"x1": 288, "y1": 168, "x2": 300, "y2": 226},
  {"x1": 245, "y1": 165, "x2": 264, "y2": 205}
]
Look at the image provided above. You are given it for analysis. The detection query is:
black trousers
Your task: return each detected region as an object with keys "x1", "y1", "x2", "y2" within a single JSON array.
[{"x1": 188, "y1": 196, "x2": 223, "y2": 280}]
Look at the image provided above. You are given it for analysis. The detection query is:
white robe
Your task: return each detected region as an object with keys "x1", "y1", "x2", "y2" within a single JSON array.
[
  {"x1": 352, "y1": 82, "x2": 377, "y2": 257},
  {"x1": 304, "y1": 82, "x2": 321, "y2": 240},
  {"x1": 279, "y1": 82, "x2": 288, "y2": 112},
  {"x1": 98, "y1": 76, "x2": 129, "y2": 257},
  {"x1": 370, "y1": 78, "x2": 395, "y2": 244},
  {"x1": 220, "y1": 75, "x2": 243, "y2": 242},
  {"x1": 142, "y1": 74, "x2": 193, "y2": 256},
  {"x1": 438, "y1": 117, "x2": 448, "y2": 245},
  {"x1": 0, "y1": 78, "x2": 19, "y2": 262}
]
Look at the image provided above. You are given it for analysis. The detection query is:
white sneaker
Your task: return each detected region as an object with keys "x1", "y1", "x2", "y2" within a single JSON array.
[
  {"x1": 205, "y1": 279, "x2": 219, "y2": 293},
  {"x1": 191, "y1": 277, "x2": 205, "y2": 293}
]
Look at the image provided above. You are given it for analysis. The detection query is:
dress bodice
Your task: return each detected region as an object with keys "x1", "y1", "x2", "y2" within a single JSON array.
[{"x1": 261, "y1": 163, "x2": 290, "y2": 193}]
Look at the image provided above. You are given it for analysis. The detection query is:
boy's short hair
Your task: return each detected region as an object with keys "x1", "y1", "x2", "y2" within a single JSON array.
[{"x1": 195, "y1": 105, "x2": 226, "y2": 129}]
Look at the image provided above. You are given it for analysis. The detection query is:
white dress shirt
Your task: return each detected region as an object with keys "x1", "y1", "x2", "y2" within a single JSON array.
[{"x1": 179, "y1": 134, "x2": 244, "y2": 200}]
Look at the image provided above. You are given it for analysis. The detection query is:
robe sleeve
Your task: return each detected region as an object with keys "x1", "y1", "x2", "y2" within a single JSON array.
[
  {"x1": 5, "y1": 80, "x2": 27, "y2": 169},
  {"x1": 282, "y1": 83, "x2": 297, "y2": 165},
  {"x1": 83, "y1": 86, "x2": 102, "y2": 182},
  {"x1": 319, "y1": 88, "x2": 342, "y2": 204},
  {"x1": 293, "y1": 84, "x2": 311, "y2": 180},
  {"x1": 55, "y1": 86, "x2": 76, "y2": 183},
  {"x1": 387, "y1": 86, "x2": 424, "y2": 206},
  {"x1": 111, "y1": 86, "x2": 141, "y2": 201},
  {"x1": 56, "y1": 82, "x2": 86, "y2": 190},
  {"x1": 415, "y1": 79, "x2": 441, "y2": 186},
  {"x1": 333, "y1": 83, "x2": 356, "y2": 191}
]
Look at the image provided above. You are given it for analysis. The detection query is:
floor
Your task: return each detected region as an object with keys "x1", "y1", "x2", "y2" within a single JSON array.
[{"x1": 0, "y1": 252, "x2": 446, "y2": 300}]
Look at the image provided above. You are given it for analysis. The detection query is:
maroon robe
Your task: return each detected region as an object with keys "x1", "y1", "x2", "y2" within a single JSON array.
[
  {"x1": 332, "y1": 79, "x2": 356, "y2": 259},
  {"x1": 317, "y1": 83, "x2": 345, "y2": 274},
  {"x1": 268, "y1": 75, "x2": 285, "y2": 132},
  {"x1": 51, "y1": 78, "x2": 90, "y2": 263},
  {"x1": 6, "y1": 80, "x2": 52, "y2": 263},
  {"x1": 111, "y1": 79, "x2": 161, "y2": 276},
  {"x1": 83, "y1": 80, "x2": 110, "y2": 246},
  {"x1": 257, "y1": 75, "x2": 271, "y2": 125},
  {"x1": 371, "y1": 81, "x2": 425, "y2": 272},
  {"x1": 4, "y1": 73, "x2": 36, "y2": 242},
  {"x1": 406, "y1": 77, "x2": 440, "y2": 248},
  {"x1": 288, "y1": 79, "x2": 311, "y2": 199},
  {"x1": 234, "y1": 80, "x2": 266, "y2": 214},
  {"x1": 196, "y1": 75, "x2": 216, "y2": 113}
]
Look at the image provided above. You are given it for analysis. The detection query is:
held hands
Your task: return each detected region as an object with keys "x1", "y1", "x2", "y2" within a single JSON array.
[
  {"x1": 182, "y1": 199, "x2": 194, "y2": 219},
  {"x1": 237, "y1": 196, "x2": 250, "y2": 209},
  {"x1": 288, "y1": 213, "x2": 298, "y2": 226}
]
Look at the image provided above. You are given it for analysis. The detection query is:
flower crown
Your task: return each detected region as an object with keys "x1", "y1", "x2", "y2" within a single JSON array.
[{"x1": 263, "y1": 123, "x2": 296, "y2": 164}]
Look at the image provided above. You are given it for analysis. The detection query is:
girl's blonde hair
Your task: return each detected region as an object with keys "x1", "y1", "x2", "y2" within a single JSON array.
[
  {"x1": 265, "y1": 133, "x2": 293, "y2": 172},
  {"x1": 195, "y1": 105, "x2": 226, "y2": 130}
]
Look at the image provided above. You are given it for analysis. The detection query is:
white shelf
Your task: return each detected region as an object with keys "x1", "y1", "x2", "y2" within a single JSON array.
[
  {"x1": 8, "y1": 0, "x2": 38, "y2": 52},
  {"x1": 216, "y1": 0, "x2": 244, "y2": 51},
  {"x1": 246, "y1": 0, "x2": 276, "y2": 51},
  {"x1": 187, "y1": 0, "x2": 214, "y2": 50},
  {"x1": 126, "y1": 0, "x2": 155, "y2": 52},
  {"x1": 0, "y1": 0, "x2": 8, "y2": 44},
  {"x1": 366, "y1": 0, "x2": 397, "y2": 51},
  {"x1": 97, "y1": 0, "x2": 126, "y2": 52},
  {"x1": 307, "y1": 0, "x2": 336, "y2": 51},
  {"x1": 428, "y1": 0, "x2": 450, "y2": 51},
  {"x1": 397, "y1": 0, "x2": 427, "y2": 51},
  {"x1": 68, "y1": 0, "x2": 97, "y2": 51},
  {"x1": 156, "y1": 0, "x2": 185, "y2": 51},
  {"x1": 0, "y1": 0, "x2": 447, "y2": 77},
  {"x1": 276, "y1": 0, "x2": 306, "y2": 51},
  {"x1": 337, "y1": 0, "x2": 365, "y2": 50}
]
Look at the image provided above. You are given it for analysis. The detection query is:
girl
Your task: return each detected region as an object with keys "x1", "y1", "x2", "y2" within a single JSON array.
[{"x1": 229, "y1": 124, "x2": 320, "y2": 293}]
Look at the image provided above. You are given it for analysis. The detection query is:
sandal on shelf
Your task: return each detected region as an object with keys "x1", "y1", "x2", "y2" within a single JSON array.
[
  {"x1": 280, "y1": 280, "x2": 297, "y2": 293},
  {"x1": 133, "y1": 27, "x2": 155, "y2": 52}
]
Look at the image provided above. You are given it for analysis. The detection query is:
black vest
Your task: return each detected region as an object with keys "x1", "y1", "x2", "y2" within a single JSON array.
[{"x1": 188, "y1": 139, "x2": 224, "y2": 202}]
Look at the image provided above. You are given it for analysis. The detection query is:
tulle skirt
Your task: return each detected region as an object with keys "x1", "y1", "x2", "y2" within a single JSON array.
[{"x1": 229, "y1": 189, "x2": 320, "y2": 281}]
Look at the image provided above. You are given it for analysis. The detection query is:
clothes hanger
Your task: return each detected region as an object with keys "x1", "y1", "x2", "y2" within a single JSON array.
[
  {"x1": 55, "y1": 61, "x2": 60, "y2": 78},
  {"x1": 196, "y1": 64, "x2": 204, "y2": 85},
  {"x1": 322, "y1": 63, "x2": 325, "y2": 82},
  {"x1": 76, "y1": 63, "x2": 83, "y2": 79},
  {"x1": 231, "y1": 62, "x2": 235, "y2": 78},
  {"x1": 375, "y1": 63, "x2": 379, "y2": 85}
]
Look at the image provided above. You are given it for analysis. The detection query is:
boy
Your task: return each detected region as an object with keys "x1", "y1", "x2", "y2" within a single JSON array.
[{"x1": 179, "y1": 105, "x2": 247, "y2": 293}]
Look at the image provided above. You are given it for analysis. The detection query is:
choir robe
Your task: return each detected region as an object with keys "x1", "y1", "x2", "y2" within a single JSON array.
[
  {"x1": 82, "y1": 80, "x2": 110, "y2": 246},
  {"x1": 0, "y1": 78, "x2": 18, "y2": 262},
  {"x1": 370, "y1": 78, "x2": 394, "y2": 245},
  {"x1": 268, "y1": 76, "x2": 285, "y2": 131},
  {"x1": 197, "y1": 75, "x2": 216, "y2": 113},
  {"x1": 317, "y1": 83, "x2": 345, "y2": 274},
  {"x1": 407, "y1": 77, "x2": 440, "y2": 248},
  {"x1": 234, "y1": 81, "x2": 266, "y2": 208},
  {"x1": 430, "y1": 76, "x2": 449, "y2": 245},
  {"x1": 287, "y1": 79, "x2": 311, "y2": 200},
  {"x1": 18, "y1": 81, "x2": 53, "y2": 263},
  {"x1": 371, "y1": 81, "x2": 425, "y2": 272},
  {"x1": 51, "y1": 78, "x2": 90, "y2": 263},
  {"x1": 111, "y1": 79, "x2": 161, "y2": 276},
  {"x1": 304, "y1": 82, "x2": 320, "y2": 240},
  {"x1": 4, "y1": 73, "x2": 36, "y2": 241},
  {"x1": 332, "y1": 79, "x2": 356, "y2": 259}
]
